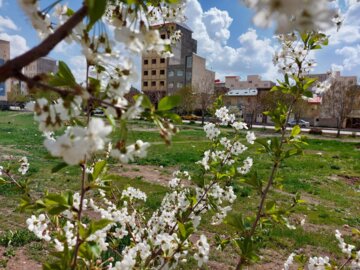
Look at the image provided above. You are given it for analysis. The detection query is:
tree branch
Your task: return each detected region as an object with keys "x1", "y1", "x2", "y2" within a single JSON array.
[{"x1": 0, "y1": 5, "x2": 88, "y2": 82}]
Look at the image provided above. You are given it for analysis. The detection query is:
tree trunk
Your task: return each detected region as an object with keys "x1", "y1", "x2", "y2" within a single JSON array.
[
  {"x1": 336, "y1": 118, "x2": 341, "y2": 138},
  {"x1": 201, "y1": 108, "x2": 205, "y2": 125}
]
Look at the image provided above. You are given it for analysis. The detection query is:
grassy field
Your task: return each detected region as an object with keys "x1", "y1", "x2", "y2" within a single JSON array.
[{"x1": 0, "y1": 111, "x2": 359, "y2": 269}]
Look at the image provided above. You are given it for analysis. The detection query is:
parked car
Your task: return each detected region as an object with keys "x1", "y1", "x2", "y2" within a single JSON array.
[
  {"x1": 287, "y1": 119, "x2": 310, "y2": 128},
  {"x1": 91, "y1": 108, "x2": 105, "y2": 116}
]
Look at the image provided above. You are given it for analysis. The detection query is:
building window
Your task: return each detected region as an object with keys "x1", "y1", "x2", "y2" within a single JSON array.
[
  {"x1": 176, "y1": 70, "x2": 184, "y2": 76},
  {"x1": 160, "y1": 81, "x2": 165, "y2": 86},
  {"x1": 168, "y1": 83, "x2": 174, "y2": 88},
  {"x1": 152, "y1": 59, "x2": 156, "y2": 64},
  {"x1": 144, "y1": 59, "x2": 148, "y2": 65},
  {"x1": 160, "y1": 58, "x2": 165, "y2": 64},
  {"x1": 152, "y1": 70, "x2": 156, "y2": 75},
  {"x1": 186, "y1": 72, "x2": 192, "y2": 81},
  {"x1": 168, "y1": 71, "x2": 174, "y2": 77},
  {"x1": 143, "y1": 70, "x2": 148, "y2": 76},
  {"x1": 160, "y1": 70, "x2": 165, "y2": 75},
  {"x1": 151, "y1": 81, "x2": 156, "y2": 87},
  {"x1": 177, "y1": 82, "x2": 183, "y2": 88},
  {"x1": 248, "y1": 80, "x2": 252, "y2": 83},
  {"x1": 186, "y1": 56, "x2": 192, "y2": 68},
  {"x1": 143, "y1": 81, "x2": 148, "y2": 87},
  {"x1": 161, "y1": 34, "x2": 166, "y2": 39}
]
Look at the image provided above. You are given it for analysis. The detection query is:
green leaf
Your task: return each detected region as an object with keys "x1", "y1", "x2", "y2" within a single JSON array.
[
  {"x1": 225, "y1": 213, "x2": 245, "y2": 231},
  {"x1": 58, "y1": 61, "x2": 76, "y2": 84},
  {"x1": 87, "y1": 0, "x2": 108, "y2": 29},
  {"x1": 161, "y1": 112, "x2": 182, "y2": 124},
  {"x1": 0, "y1": 177, "x2": 7, "y2": 184},
  {"x1": 91, "y1": 219, "x2": 112, "y2": 232},
  {"x1": 49, "y1": 61, "x2": 76, "y2": 87},
  {"x1": 51, "y1": 162, "x2": 68, "y2": 173},
  {"x1": 178, "y1": 222, "x2": 187, "y2": 240},
  {"x1": 66, "y1": 8, "x2": 75, "y2": 16},
  {"x1": 158, "y1": 95, "x2": 181, "y2": 111},
  {"x1": 135, "y1": 94, "x2": 152, "y2": 109},
  {"x1": 291, "y1": 125, "x2": 301, "y2": 138},
  {"x1": 91, "y1": 160, "x2": 107, "y2": 182}
]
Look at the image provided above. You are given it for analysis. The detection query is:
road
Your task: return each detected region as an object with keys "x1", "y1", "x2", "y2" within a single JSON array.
[
  {"x1": 182, "y1": 120, "x2": 360, "y2": 136},
  {"x1": 251, "y1": 124, "x2": 360, "y2": 136}
]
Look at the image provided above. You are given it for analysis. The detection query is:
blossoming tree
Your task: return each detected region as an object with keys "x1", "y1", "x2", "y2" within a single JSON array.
[{"x1": 0, "y1": 0, "x2": 359, "y2": 269}]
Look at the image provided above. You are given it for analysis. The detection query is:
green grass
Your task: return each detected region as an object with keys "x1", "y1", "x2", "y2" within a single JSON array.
[{"x1": 0, "y1": 111, "x2": 359, "y2": 267}]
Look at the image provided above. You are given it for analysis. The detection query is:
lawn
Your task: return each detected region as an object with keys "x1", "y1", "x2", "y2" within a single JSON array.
[{"x1": 0, "y1": 111, "x2": 359, "y2": 269}]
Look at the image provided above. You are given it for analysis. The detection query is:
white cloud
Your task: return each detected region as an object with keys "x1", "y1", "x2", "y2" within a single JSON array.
[
  {"x1": 68, "y1": 55, "x2": 87, "y2": 83},
  {"x1": 184, "y1": 0, "x2": 279, "y2": 81},
  {"x1": 327, "y1": 3, "x2": 360, "y2": 44},
  {"x1": 335, "y1": 44, "x2": 360, "y2": 70},
  {"x1": 202, "y1": 7, "x2": 233, "y2": 44},
  {"x1": 0, "y1": 15, "x2": 18, "y2": 31},
  {"x1": 331, "y1": 63, "x2": 344, "y2": 71},
  {"x1": 0, "y1": 33, "x2": 29, "y2": 58},
  {"x1": 54, "y1": 41, "x2": 75, "y2": 54}
]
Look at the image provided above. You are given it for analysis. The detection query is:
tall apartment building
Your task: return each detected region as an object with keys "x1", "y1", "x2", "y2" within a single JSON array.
[
  {"x1": 141, "y1": 23, "x2": 214, "y2": 103},
  {"x1": 0, "y1": 40, "x2": 11, "y2": 101},
  {"x1": 225, "y1": 75, "x2": 275, "y2": 91},
  {"x1": 21, "y1": 57, "x2": 58, "y2": 93}
]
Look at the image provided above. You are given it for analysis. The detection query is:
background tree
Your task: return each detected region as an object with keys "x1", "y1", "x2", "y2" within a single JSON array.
[
  {"x1": 194, "y1": 71, "x2": 215, "y2": 125},
  {"x1": 321, "y1": 80, "x2": 358, "y2": 137},
  {"x1": 7, "y1": 83, "x2": 30, "y2": 104},
  {"x1": 175, "y1": 85, "x2": 196, "y2": 115},
  {"x1": 259, "y1": 91, "x2": 309, "y2": 125}
]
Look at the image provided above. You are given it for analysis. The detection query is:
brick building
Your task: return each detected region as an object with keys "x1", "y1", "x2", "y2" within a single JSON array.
[
  {"x1": 141, "y1": 23, "x2": 214, "y2": 104},
  {"x1": 0, "y1": 40, "x2": 11, "y2": 101},
  {"x1": 21, "y1": 57, "x2": 58, "y2": 94},
  {"x1": 225, "y1": 75, "x2": 275, "y2": 91}
]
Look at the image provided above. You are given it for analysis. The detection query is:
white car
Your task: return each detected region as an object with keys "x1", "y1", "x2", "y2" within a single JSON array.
[{"x1": 287, "y1": 119, "x2": 310, "y2": 128}]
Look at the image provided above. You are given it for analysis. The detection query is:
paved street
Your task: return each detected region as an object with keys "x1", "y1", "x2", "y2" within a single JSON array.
[{"x1": 183, "y1": 120, "x2": 360, "y2": 136}]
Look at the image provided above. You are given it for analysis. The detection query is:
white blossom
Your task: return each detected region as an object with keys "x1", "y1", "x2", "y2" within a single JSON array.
[
  {"x1": 44, "y1": 118, "x2": 112, "y2": 165},
  {"x1": 237, "y1": 157, "x2": 253, "y2": 175},
  {"x1": 18, "y1": 156, "x2": 29, "y2": 175},
  {"x1": 283, "y1": 252, "x2": 295, "y2": 270},
  {"x1": 204, "y1": 123, "x2": 220, "y2": 140},
  {"x1": 26, "y1": 214, "x2": 51, "y2": 242},
  {"x1": 308, "y1": 256, "x2": 330, "y2": 270},
  {"x1": 194, "y1": 235, "x2": 210, "y2": 267},
  {"x1": 122, "y1": 187, "x2": 147, "y2": 201},
  {"x1": 246, "y1": 131, "x2": 256, "y2": 145}
]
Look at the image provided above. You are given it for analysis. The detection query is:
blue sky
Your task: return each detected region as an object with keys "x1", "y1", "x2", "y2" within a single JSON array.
[{"x1": 0, "y1": 0, "x2": 360, "y2": 86}]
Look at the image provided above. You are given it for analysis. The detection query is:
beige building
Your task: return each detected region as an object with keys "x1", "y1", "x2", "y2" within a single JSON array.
[
  {"x1": 142, "y1": 51, "x2": 168, "y2": 94},
  {"x1": 23, "y1": 57, "x2": 58, "y2": 78},
  {"x1": 309, "y1": 71, "x2": 357, "y2": 86},
  {"x1": 223, "y1": 88, "x2": 266, "y2": 124},
  {"x1": 225, "y1": 75, "x2": 275, "y2": 90},
  {"x1": 21, "y1": 57, "x2": 58, "y2": 93},
  {"x1": 141, "y1": 23, "x2": 214, "y2": 104},
  {"x1": 0, "y1": 40, "x2": 11, "y2": 101},
  {"x1": 191, "y1": 54, "x2": 215, "y2": 94}
]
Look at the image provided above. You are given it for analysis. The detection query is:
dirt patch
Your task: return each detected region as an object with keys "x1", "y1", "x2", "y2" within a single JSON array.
[
  {"x1": 337, "y1": 174, "x2": 360, "y2": 185},
  {"x1": 0, "y1": 247, "x2": 41, "y2": 270},
  {"x1": 111, "y1": 164, "x2": 191, "y2": 187},
  {"x1": 0, "y1": 146, "x2": 29, "y2": 156},
  {"x1": 251, "y1": 249, "x2": 286, "y2": 270}
]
